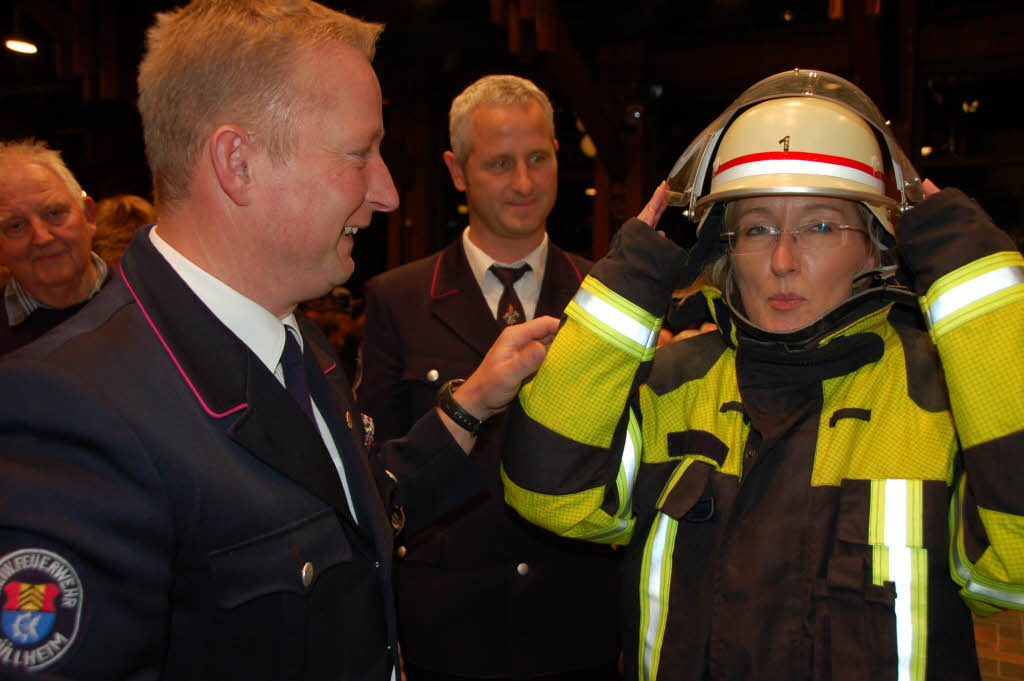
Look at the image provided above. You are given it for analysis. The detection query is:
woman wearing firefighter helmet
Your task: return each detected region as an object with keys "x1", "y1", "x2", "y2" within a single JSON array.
[{"x1": 502, "y1": 69, "x2": 1024, "y2": 681}]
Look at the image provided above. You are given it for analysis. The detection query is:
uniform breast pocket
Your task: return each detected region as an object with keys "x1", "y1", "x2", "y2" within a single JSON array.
[
  {"x1": 205, "y1": 508, "x2": 352, "y2": 677},
  {"x1": 812, "y1": 478, "x2": 933, "y2": 681},
  {"x1": 634, "y1": 430, "x2": 726, "y2": 523},
  {"x1": 402, "y1": 355, "x2": 477, "y2": 418}
]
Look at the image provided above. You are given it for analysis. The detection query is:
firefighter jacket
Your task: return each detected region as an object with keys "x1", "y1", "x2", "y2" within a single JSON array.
[{"x1": 502, "y1": 188, "x2": 1024, "y2": 681}]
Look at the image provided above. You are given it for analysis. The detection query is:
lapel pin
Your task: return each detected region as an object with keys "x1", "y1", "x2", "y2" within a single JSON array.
[{"x1": 361, "y1": 414, "x2": 375, "y2": 449}]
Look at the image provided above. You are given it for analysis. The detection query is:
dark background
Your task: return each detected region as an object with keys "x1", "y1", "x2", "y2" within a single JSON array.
[{"x1": 3, "y1": 0, "x2": 1023, "y2": 297}]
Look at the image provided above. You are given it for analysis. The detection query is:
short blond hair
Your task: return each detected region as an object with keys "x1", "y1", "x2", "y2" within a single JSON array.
[
  {"x1": 448, "y1": 74, "x2": 555, "y2": 165},
  {"x1": 137, "y1": 0, "x2": 383, "y2": 209},
  {"x1": 0, "y1": 139, "x2": 85, "y2": 211}
]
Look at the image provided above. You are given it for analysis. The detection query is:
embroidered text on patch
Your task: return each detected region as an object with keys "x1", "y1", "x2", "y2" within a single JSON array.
[{"x1": 0, "y1": 548, "x2": 84, "y2": 671}]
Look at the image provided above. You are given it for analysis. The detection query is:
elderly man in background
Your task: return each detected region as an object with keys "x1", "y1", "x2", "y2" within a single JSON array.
[{"x1": 0, "y1": 140, "x2": 109, "y2": 355}]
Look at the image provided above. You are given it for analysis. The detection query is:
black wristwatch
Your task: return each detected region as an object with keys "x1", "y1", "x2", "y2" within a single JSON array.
[{"x1": 436, "y1": 378, "x2": 483, "y2": 436}]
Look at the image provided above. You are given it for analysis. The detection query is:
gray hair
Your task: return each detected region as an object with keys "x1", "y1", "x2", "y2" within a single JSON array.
[
  {"x1": 137, "y1": 0, "x2": 384, "y2": 209},
  {"x1": 0, "y1": 139, "x2": 86, "y2": 211},
  {"x1": 448, "y1": 74, "x2": 555, "y2": 165}
]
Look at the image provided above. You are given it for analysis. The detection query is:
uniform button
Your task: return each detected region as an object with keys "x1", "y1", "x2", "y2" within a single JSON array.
[
  {"x1": 516, "y1": 562, "x2": 529, "y2": 576},
  {"x1": 396, "y1": 546, "x2": 407, "y2": 559},
  {"x1": 426, "y1": 369, "x2": 440, "y2": 383},
  {"x1": 301, "y1": 561, "x2": 314, "y2": 587}
]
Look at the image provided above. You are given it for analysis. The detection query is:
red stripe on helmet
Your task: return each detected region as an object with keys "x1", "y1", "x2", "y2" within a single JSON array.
[{"x1": 716, "y1": 151, "x2": 883, "y2": 179}]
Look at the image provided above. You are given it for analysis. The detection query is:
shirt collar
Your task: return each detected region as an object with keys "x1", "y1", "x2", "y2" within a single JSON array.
[
  {"x1": 4, "y1": 253, "x2": 109, "y2": 327},
  {"x1": 149, "y1": 226, "x2": 295, "y2": 375},
  {"x1": 461, "y1": 228, "x2": 548, "y2": 295}
]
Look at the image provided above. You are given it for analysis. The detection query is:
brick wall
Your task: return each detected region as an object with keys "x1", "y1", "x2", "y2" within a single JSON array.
[{"x1": 976, "y1": 611, "x2": 1024, "y2": 680}]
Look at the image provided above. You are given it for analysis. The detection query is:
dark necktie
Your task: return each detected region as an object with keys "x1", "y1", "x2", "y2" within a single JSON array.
[
  {"x1": 280, "y1": 329, "x2": 315, "y2": 422},
  {"x1": 490, "y1": 264, "x2": 531, "y2": 327}
]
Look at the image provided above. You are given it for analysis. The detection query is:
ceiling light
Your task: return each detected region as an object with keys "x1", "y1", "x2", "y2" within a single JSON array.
[{"x1": 5, "y1": 39, "x2": 37, "y2": 54}]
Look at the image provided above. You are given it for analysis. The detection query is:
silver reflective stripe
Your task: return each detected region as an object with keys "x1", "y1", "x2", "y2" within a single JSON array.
[
  {"x1": 928, "y1": 265, "x2": 1024, "y2": 327},
  {"x1": 643, "y1": 514, "x2": 671, "y2": 681},
  {"x1": 584, "y1": 421, "x2": 639, "y2": 541},
  {"x1": 885, "y1": 480, "x2": 914, "y2": 681},
  {"x1": 951, "y1": 482, "x2": 1024, "y2": 606},
  {"x1": 574, "y1": 287, "x2": 659, "y2": 349},
  {"x1": 965, "y1": 579, "x2": 1024, "y2": 607},
  {"x1": 619, "y1": 416, "x2": 639, "y2": 521},
  {"x1": 950, "y1": 485, "x2": 972, "y2": 583}
]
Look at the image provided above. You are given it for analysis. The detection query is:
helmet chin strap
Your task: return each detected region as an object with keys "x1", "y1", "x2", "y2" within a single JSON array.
[{"x1": 723, "y1": 266, "x2": 912, "y2": 345}]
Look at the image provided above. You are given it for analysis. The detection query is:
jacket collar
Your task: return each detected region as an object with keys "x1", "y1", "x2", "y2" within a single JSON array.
[
  {"x1": 428, "y1": 237, "x2": 584, "y2": 357},
  {"x1": 118, "y1": 227, "x2": 360, "y2": 521}
]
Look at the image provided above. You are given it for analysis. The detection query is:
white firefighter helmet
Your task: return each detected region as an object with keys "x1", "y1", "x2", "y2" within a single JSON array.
[{"x1": 666, "y1": 69, "x2": 924, "y2": 236}]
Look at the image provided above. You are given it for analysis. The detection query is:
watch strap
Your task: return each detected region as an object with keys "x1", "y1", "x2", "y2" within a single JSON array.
[{"x1": 436, "y1": 378, "x2": 482, "y2": 436}]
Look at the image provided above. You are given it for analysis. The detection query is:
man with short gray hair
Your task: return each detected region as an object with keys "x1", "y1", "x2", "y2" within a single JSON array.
[
  {"x1": 0, "y1": 140, "x2": 109, "y2": 355},
  {"x1": 360, "y1": 74, "x2": 620, "y2": 681}
]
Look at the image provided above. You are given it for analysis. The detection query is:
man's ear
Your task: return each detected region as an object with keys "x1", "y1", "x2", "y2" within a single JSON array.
[
  {"x1": 211, "y1": 125, "x2": 254, "y2": 206},
  {"x1": 442, "y1": 150, "x2": 467, "y2": 192},
  {"x1": 82, "y1": 196, "x2": 97, "y2": 238}
]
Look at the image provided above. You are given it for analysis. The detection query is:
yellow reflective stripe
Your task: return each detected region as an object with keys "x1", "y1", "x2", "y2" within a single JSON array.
[
  {"x1": 576, "y1": 410, "x2": 640, "y2": 542},
  {"x1": 639, "y1": 513, "x2": 676, "y2": 681},
  {"x1": 910, "y1": 547, "x2": 929, "y2": 681},
  {"x1": 872, "y1": 545, "x2": 890, "y2": 585},
  {"x1": 870, "y1": 480, "x2": 927, "y2": 681},
  {"x1": 567, "y1": 278, "x2": 660, "y2": 360},
  {"x1": 920, "y1": 252, "x2": 1024, "y2": 337}
]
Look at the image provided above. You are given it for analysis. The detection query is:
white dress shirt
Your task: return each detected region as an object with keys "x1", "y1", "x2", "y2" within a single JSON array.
[
  {"x1": 461, "y1": 228, "x2": 548, "y2": 321},
  {"x1": 149, "y1": 227, "x2": 359, "y2": 523}
]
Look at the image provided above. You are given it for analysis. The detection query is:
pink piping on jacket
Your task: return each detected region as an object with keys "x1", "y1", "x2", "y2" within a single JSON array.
[
  {"x1": 560, "y1": 249, "x2": 583, "y2": 284},
  {"x1": 430, "y1": 253, "x2": 459, "y2": 300},
  {"x1": 120, "y1": 269, "x2": 248, "y2": 419}
]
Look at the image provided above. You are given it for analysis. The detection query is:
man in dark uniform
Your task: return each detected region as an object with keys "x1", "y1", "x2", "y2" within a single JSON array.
[
  {"x1": 0, "y1": 2, "x2": 558, "y2": 679},
  {"x1": 360, "y1": 75, "x2": 621, "y2": 681}
]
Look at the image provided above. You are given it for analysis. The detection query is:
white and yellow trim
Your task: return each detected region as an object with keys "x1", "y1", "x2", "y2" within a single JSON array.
[
  {"x1": 567, "y1": 277, "x2": 661, "y2": 361},
  {"x1": 576, "y1": 410, "x2": 641, "y2": 543},
  {"x1": 920, "y1": 252, "x2": 1024, "y2": 339},
  {"x1": 639, "y1": 513, "x2": 677, "y2": 681},
  {"x1": 869, "y1": 479, "x2": 928, "y2": 681}
]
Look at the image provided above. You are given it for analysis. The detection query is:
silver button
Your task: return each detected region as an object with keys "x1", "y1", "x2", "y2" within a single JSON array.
[
  {"x1": 301, "y1": 561, "x2": 314, "y2": 587},
  {"x1": 426, "y1": 369, "x2": 440, "y2": 383},
  {"x1": 396, "y1": 546, "x2": 407, "y2": 558},
  {"x1": 516, "y1": 562, "x2": 529, "y2": 576}
]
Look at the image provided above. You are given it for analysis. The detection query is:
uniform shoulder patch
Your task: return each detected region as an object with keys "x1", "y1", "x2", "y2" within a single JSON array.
[{"x1": 0, "y1": 548, "x2": 84, "y2": 671}]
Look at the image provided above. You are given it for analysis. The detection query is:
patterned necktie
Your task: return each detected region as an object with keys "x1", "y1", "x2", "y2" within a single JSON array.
[
  {"x1": 280, "y1": 329, "x2": 315, "y2": 422},
  {"x1": 490, "y1": 264, "x2": 531, "y2": 327}
]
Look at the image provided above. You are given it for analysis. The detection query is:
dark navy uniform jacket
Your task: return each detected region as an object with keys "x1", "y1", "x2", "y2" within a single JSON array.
[
  {"x1": 360, "y1": 237, "x2": 622, "y2": 678},
  {"x1": 0, "y1": 226, "x2": 482, "y2": 680}
]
